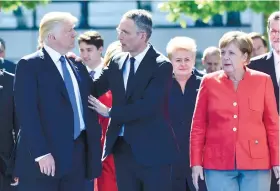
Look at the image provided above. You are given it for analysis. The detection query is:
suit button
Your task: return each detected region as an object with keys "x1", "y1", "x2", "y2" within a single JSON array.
[
  {"x1": 233, "y1": 127, "x2": 237, "y2": 131},
  {"x1": 233, "y1": 102, "x2": 237, "y2": 106},
  {"x1": 233, "y1": 115, "x2": 238, "y2": 119},
  {"x1": 255, "y1": 140, "x2": 259, "y2": 144}
]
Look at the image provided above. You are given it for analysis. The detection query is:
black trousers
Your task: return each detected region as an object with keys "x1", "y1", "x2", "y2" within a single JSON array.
[
  {"x1": 17, "y1": 132, "x2": 86, "y2": 191},
  {"x1": 0, "y1": 173, "x2": 15, "y2": 191},
  {"x1": 113, "y1": 137, "x2": 172, "y2": 191}
]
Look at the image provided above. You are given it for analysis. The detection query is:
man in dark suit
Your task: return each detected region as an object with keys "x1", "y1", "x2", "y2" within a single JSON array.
[
  {"x1": 0, "y1": 69, "x2": 19, "y2": 191},
  {"x1": 88, "y1": 9, "x2": 178, "y2": 191},
  {"x1": 14, "y1": 12, "x2": 102, "y2": 191},
  {"x1": 248, "y1": 11, "x2": 280, "y2": 191},
  {"x1": 0, "y1": 39, "x2": 16, "y2": 74}
]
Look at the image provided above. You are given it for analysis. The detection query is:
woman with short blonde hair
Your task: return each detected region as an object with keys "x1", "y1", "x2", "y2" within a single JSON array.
[{"x1": 166, "y1": 36, "x2": 207, "y2": 191}]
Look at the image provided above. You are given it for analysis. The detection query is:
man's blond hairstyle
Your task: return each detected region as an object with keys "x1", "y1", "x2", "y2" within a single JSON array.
[
  {"x1": 202, "y1": 46, "x2": 221, "y2": 60},
  {"x1": 166, "y1": 36, "x2": 197, "y2": 59},
  {"x1": 38, "y1": 12, "x2": 78, "y2": 48}
]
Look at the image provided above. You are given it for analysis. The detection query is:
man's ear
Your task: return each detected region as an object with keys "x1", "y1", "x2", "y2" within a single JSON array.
[{"x1": 98, "y1": 47, "x2": 103, "y2": 54}]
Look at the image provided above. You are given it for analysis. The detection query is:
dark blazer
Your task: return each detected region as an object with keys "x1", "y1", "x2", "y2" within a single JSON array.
[
  {"x1": 0, "y1": 70, "x2": 18, "y2": 170},
  {"x1": 14, "y1": 48, "x2": 102, "y2": 180},
  {"x1": 248, "y1": 52, "x2": 279, "y2": 191},
  {"x1": 249, "y1": 52, "x2": 279, "y2": 113},
  {"x1": 91, "y1": 45, "x2": 178, "y2": 166},
  {"x1": 0, "y1": 59, "x2": 16, "y2": 74}
]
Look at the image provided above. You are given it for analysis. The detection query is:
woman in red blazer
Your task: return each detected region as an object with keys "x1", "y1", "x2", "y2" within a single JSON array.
[{"x1": 190, "y1": 31, "x2": 279, "y2": 191}]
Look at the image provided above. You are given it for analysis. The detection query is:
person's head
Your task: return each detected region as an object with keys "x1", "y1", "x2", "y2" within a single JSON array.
[
  {"x1": 267, "y1": 11, "x2": 280, "y2": 55},
  {"x1": 166, "y1": 36, "x2": 197, "y2": 78},
  {"x1": 39, "y1": 12, "x2": 77, "y2": 55},
  {"x1": 219, "y1": 31, "x2": 253, "y2": 76},
  {"x1": 202, "y1": 46, "x2": 222, "y2": 73},
  {"x1": 78, "y1": 31, "x2": 104, "y2": 66},
  {"x1": 117, "y1": 9, "x2": 152, "y2": 57},
  {"x1": 103, "y1": 41, "x2": 122, "y2": 67},
  {"x1": 248, "y1": 32, "x2": 268, "y2": 57},
  {"x1": 0, "y1": 38, "x2": 6, "y2": 58}
]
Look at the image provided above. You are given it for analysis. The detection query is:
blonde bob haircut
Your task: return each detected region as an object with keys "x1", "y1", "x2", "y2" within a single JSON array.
[
  {"x1": 219, "y1": 31, "x2": 253, "y2": 62},
  {"x1": 166, "y1": 36, "x2": 197, "y2": 59},
  {"x1": 38, "y1": 12, "x2": 78, "y2": 47}
]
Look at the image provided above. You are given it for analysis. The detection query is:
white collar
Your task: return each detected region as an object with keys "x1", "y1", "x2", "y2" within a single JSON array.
[
  {"x1": 43, "y1": 44, "x2": 63, "y2": 64},
  {"x1": 273, "y1": 50, "x2": 280, "y2": 65},
  {"x1": 129, "y1": 44, "x2": 150, "y2": 64}
]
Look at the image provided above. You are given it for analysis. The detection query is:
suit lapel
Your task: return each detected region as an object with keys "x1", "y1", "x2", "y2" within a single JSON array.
[
  {"x1": 117, "y1": 54, "x2": 129, "y2": 98},
  {"x1": 125, "y1": 46, "x2": 155, "y2": 99},
  {"x1": 266, "y1": 52, "x2": 278, "y2": 88},
  {"x1": 41, "y1": 48, "x2": 70, "y2": 102}
]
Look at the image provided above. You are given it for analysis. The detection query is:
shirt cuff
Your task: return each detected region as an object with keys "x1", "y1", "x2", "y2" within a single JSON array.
[{"x1": 35, "y1": 153, "x2": 51, "y2": 162}]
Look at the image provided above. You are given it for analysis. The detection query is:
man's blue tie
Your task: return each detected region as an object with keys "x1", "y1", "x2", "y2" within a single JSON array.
[
  {"x1": 60, "y1": 56, "x2": 81, "y2": 139},
  {"x1": 126, "y1": 57, "x2": 135, "y2": 93},
  {"x1": 119, "y1": 57, "x2": 136, "y2": 136}
]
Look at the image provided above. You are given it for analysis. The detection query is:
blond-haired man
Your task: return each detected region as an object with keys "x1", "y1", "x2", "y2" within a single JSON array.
[{"x1": 14, "y1": 12, "x2": 102, "y2": 191}]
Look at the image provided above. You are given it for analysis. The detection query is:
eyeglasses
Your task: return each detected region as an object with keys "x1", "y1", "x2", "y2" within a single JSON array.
[
  {"x1": 269, "y1": 29, "x2": 280, "y2": 36},
  {"x1": 116, "y1": 28, "x2": 145, "y2": 37},
  {"x1": 116, "y1": 28, "x2": 129, "y2": 36}
]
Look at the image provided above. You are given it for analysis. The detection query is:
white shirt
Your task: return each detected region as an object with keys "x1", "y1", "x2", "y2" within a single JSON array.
[
  {"x1": 119, "y1": 44, "x2": 150, "y2": 136},
  {"x1": 35, "y1": 45, "x2": 85, "y2": 162},
  {"x1": 123, "y1": 44, "x2": 150, "y2": 90},
  {"x1": 273, "y1": 50, "x2": 280, "y2": 86}
]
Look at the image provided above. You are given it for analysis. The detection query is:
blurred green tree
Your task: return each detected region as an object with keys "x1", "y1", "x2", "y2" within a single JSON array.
[
  {"x1": 159, "y1": 0, "x2": 279, "y2": 28},
  {"x1": 0, "y1": 1, "x2": 50, "y2": 11}
]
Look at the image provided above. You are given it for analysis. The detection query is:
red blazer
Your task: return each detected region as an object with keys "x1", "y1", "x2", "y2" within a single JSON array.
[
  {"x1": 95, "y1": 90, "x2": 118, "y2": 191},
  {"x1": 190, "y1": 68, "x2": 279, "y2": 170}
]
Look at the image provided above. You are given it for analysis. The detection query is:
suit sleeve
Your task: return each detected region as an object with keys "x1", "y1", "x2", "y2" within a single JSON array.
[
  {"x1": 14, "y1": 59, "x2": 49, "y2": 159},
  {"x1": 190, "y1": 76, "x2": 208, "y2": 167},
  {"x1": 263, "y1": 76, "x2": 279, "y2": 166},
  {"x1": 91, "y1": 67, "x2": 110, "y2": 98},
  {"x1": 109, "y1": 61, "x2": 172, "y2": 123}
]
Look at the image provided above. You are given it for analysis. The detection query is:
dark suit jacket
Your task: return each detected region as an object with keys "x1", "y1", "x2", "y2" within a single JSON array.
[
  {"x1": 249, "y1": 52, "x2": 279, "y2": 113},
  {"x1": 14, "y1": 48, "x2": 102, "y2": 180},
  {"x1": 91, "y1": 45, "x2": 178, "y2": 166},
  {"x1": 0, "y1": 59, "x2": 16, "y2": 74},
  {"x1": 0, "y1": 71, "x2": 18, "y2": 168}
]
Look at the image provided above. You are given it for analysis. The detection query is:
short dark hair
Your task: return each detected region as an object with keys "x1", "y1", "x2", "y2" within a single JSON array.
[
  {"x1": 248, "y1": 32, "x2": 267, "y2": 48},
  {"x1": 0, "y1": 38, "x2": 6, "y2": 50},
  {"x1": 267, "y1": 11, "x2": 280, "y2": 30},
  {"x1": 77, "y1": 31, "x2": 104, "y2": 49}
]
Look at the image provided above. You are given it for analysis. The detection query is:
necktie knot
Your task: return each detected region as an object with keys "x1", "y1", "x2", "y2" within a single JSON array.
[
  {"x1": 89, "y1": 70, "x2": 95, "y2": 78},
  {"x1": 59, "y1": 56, "x2": 66, "y2": 64},
  {"x1": 130, "y1": 57, "x2": 135, "y2": 65}
]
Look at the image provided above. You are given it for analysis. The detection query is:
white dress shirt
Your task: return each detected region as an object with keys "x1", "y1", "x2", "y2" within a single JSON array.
[
  {"x1": 119, "y1": 44, "x2": 150, "y2": 136},
  {"x1": 35, "y1": 45, "x2": 85, "y2": 162},
  {"x1": 273, "y1": 50, "x2": 280, "y2": 86}
]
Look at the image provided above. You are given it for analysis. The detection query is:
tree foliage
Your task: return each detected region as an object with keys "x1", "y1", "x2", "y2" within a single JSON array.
[
  {"x1": 0, "y1": 1, "x2": 50, "y2": 11},
  {"x1": 159, "y1": 0, "x2": 280, "y2": 27}
]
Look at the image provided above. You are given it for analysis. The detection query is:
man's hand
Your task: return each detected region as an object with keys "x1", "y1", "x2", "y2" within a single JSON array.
[
  {"x1": 38, "y1": 154, "x2": 55, "y2": 176},
  {"x1": 273, "y1": 166, "x2": 280, "y2": 184},
  {"x1": 88, "y1": 95, "x2": 110, "y2": 118},
  {"x1": 66, "y1": 52, "x2": 82, "y2": 62},
  {"x1": 192, "y1": 165, "x2": 204, "y2": 191}
]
